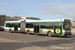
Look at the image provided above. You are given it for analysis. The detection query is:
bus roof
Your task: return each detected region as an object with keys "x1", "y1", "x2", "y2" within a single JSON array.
[
  {"x1": 26, "y1": 19, "x2": 71, "y2": 23},
  {"x1": 5, "y1": 21, "x2": 20, "y2": 23},
  {"x1": 5, "y1": 19, "x2": 71, "y2": 23}
]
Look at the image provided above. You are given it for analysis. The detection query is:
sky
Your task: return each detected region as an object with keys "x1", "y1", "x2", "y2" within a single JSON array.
[{"x1": 0, "y1": 0, "x2": 75, "y2": 20}]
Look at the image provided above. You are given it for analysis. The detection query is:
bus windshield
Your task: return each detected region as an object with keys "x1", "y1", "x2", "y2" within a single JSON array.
[{"x1": 63, "y1": 22, "x2": 71, "y2": 30}]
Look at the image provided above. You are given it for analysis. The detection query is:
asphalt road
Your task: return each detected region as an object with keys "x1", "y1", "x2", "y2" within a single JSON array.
[{"x1": 0, "y1": 31, "x2": 75, "y2": 50}]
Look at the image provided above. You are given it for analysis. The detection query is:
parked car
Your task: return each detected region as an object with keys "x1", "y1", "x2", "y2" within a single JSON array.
[{"x1": 0, "y1": 26, "x2": 4, "y2": 31}]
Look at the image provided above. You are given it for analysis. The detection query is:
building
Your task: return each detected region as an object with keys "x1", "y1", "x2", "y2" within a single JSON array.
[
  {"x1": 0, "y1": 14, "x2": 41, "y2": 26},
  {"x1": 6, "y1": 16, "x2": 22, "y2": 21},
  {"x1": 0, "y1": 14, "x2": 6, "y2": 26},
  {"x1": 6, "y1": 16, "x2": 40, "y2": 21},
  {"x1": 26, "y1": 17, "x2": 40, "y2": 20},
  {"x1": 6, "y1": 16, "x2": 10, "y2": 21},
  {"x1": 12, "y1": 16, "x2": 22, "y2": 21},
  {"x1": 71, "y1": 21, "x2": 75, "y2": 28}
]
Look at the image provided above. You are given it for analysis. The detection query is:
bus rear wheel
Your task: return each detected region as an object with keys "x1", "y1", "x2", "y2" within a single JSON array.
[
  {"x1": 9, "y1": 29, "x2": 11, "y2": 33},
  {"x1": 47, "y1": 32, "x2": 52, "y2": 37},
  {"x1": 9, "y1": 29, "x2": 13, "y2": 33},
  {"x1": 27, "y1": 30, "x2": 30, "y2": 35}
]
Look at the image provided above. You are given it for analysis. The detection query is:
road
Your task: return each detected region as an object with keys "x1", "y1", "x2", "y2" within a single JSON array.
[{"x1": 0, "y1": 31, "x2": 75, "y2": 50}]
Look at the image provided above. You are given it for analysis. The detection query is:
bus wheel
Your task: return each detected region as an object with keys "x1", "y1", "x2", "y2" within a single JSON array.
[
  {"x1": 27, "y1": 30, "x2": 30, "y2": 35},
  {"x1": 47, "y1": 32, "x2": 52, "y2": 37},
  {"x1": 9, "y1": 29, "x2": 11, "y2": 33}
]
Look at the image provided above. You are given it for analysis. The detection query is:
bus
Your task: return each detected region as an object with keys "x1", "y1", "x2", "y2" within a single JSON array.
[{"x1": 4, "y1": 19, "x2": 71, "y2": 37}]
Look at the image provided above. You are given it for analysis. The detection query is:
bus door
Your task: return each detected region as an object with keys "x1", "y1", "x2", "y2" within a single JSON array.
[
  {"x1": 34, "y1": 25, "x2": 39, "y2": 33},
  {"x1": 14, "y1": 23, "x2": 19, "y2": 31},
  {"x1": 54, "y1": 23, "x2": 62, "y2": 35}
]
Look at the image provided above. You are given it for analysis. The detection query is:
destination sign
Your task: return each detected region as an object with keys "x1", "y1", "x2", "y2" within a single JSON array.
[{"x1": 64, "y1": 20, "x2": 71, "y2": 22}]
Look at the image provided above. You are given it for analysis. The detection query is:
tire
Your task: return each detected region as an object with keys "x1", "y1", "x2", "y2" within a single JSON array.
[
  {"x1": 9, "y1": 29, "x2": 12, "y2": 33},
  {"x1": 47, "y1": 32, "x2": 52, "y2": 37},
  {"x1": 27, "y1": 30, "x2": 30, "y2": 35},
  {"x1": 3, "y1": 29, "x2": 4, "y2": 31}
]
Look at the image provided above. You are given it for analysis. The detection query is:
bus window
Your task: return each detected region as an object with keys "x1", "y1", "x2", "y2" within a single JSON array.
[
  {"x1": 58, "y1": 23, "x2": 62, "y2": 29},
  {"x1": 63, "y1": 22, "x2": 71, "y2": 30},
  {"x1": 47, "y1": 26, "x2": 53, "y2": 29},
  {"x1": 26, "y1": 24, "x2": 33, "y2": 28},
  {"x1": 54, "y1": 23, "x2": 58, "y2": 29},
  {"x1": 40, "y1": 25, "x2": 47, "y2": 29},
  {"x1": 6, "y1": 23, "x2": 14, "y2": 27},
  {"x1": 40, "y1": 23, "x2": 47, "y2": 29},
  {"x1": 47, "y1": 23, "x2": 53, "y2": 29},
  {"x1": 19, "y1": 23, "x2": 20, "y2": 27}
]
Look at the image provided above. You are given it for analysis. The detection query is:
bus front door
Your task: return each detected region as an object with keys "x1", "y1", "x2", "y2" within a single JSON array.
[
  {"x1": 54, "y1": 23, "x2": 62, "y2": 35},
  {"x1": 34, "y1": 25, "x2": 39, "y2": 33}
]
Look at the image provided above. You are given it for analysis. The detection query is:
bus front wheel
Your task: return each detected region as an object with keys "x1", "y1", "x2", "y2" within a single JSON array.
[{"x1": 47, "y1": 32, "x2": 52, "y2": 37}]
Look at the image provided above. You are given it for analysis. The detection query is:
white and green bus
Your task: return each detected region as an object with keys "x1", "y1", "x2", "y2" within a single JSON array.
[{"x1": 4, "y1": 19, "x2": 71, "y2": 37}]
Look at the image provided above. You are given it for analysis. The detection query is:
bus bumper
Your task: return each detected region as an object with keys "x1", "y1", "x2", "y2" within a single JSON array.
[{"x1": 64, "y1": 32, "x2": 71, "y2": 36}]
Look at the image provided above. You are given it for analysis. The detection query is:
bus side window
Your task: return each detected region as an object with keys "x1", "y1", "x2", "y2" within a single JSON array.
[
  {"x1": 40, "y1": 25, "x2": 43, "y2": 28},
  {"x1": 19, "y1": 23, "x2": 20, "y2": 27},
  {"x1": 6, "y1": 23, "x2": 9, "y2": 27},
  {"x1": 54, "y1": 23, "x2": 58, "y2": 29},
  {"x1": 58, "y1": 23, "x2": 62, "y2": 29},
  {"x1": 47, "y1": 23, "x2": 53, "y2": 29},
  {"x1": 40, "y1": 25, "x2": 47, "y2": 29},
  {"x1": 50, "y1": 26, "x2": 53, "y2": 29},
  {"x1": 28, "y1": 25, "x2": 30, "y2": 28},
  {"x1": 9, "y1": 23, "x2": 14, "y2": 27},
  {"x1": 6, "y1": 23, "x2": 11, "y2": 27},
  {"x1": 26, "y1": 24, "x2": 28, "y2": 28},
  {"x1": 29, "y1": 24, "x2": 33, "y2": 28},
  {"x1": 40, "y1": 23, "x2": 47, "y2": 29},
  {"x1": 26, "y1": 24, "x2": 33, "y2": 28},
  {"x1": 47, "y1": 26, "x2": 53, "y2": 29},
  {"x1": 6, "y1": 23, "x2": 14, "y2": 27}
]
